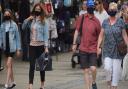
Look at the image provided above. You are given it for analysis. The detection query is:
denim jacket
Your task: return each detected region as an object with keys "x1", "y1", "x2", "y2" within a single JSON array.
[
  {"x1": 22, "y1": 19, "x2": 49, "y2": 46},
  {"x1": 0, "y1": 20, "x2": 21, "y2": 52}
]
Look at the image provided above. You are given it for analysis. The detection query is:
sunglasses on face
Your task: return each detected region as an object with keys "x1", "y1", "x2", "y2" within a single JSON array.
[{"x1": 95, "y1": 2, "x2": 101, "y2": 6}]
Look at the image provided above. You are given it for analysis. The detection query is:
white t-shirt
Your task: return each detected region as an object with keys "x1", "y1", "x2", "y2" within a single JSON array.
[
  {"x1": 5, "y1": 21, "x2": 10, "y2": 32},
  {"x1": 95, "y1": 10, "x2": 109, "y2": 25}
]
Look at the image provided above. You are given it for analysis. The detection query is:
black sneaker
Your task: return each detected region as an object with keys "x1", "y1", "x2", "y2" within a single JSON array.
[
  {"x1": 4, "y1": 87, "x2": 11, "y2": 89},
  {"x1": 92, "y1": 83, "x2": 97, "y2": 89},
  {"x1": 40, "y1": 88, "x2": 44, "y2": 89}
]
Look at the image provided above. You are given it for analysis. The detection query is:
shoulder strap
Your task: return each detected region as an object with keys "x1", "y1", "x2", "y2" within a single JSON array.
[{"x1": 79, "y1": 15, "x2": 84, "y2": 36}]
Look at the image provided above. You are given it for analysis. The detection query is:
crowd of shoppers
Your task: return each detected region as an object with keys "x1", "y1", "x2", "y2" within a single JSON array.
[
  {"x1": 72, "y1": 0, "x2": 128, "y2": 89},
  {"x1": 0, "y1": 0, "x2": 128, "y2": 89},
  {"x1": 0, "y1": 2, "x2": 48, "y2": 89}
]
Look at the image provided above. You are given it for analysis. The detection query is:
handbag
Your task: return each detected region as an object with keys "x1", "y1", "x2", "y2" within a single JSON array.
[
  {"x1": 117, "y1": 41, "x2": 127, "y2": 57},
  {"x1": 76, "y1": 15, "x2": 84, "y2": 44},
  {"x1": 36, "y1": 53, "x2": 52, "y2": 71}
]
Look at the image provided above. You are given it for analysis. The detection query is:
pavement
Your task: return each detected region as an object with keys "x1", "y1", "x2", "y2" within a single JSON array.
[{"x1": 0, "y1": 52, "x2": 128, "y2": 89}]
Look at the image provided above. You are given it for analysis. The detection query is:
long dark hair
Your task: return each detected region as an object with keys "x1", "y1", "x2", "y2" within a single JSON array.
[{"x1": 32, "y1": 3, "x2": 46, "y2": 24}]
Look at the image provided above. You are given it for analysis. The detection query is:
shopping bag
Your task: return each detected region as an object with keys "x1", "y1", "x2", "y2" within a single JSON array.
[{"x1": 36, "y1": 53, "x2": 52, "y2": 71}]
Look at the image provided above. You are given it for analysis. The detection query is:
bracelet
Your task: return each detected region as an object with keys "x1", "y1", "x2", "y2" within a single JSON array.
[{"x1": 73, "y1": 44, "x2": 77, "y2": 45}]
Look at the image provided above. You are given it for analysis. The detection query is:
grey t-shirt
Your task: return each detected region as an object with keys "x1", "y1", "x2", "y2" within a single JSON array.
[{"x1": 102, "y1": 18, "x2": 125, "y2": 59}]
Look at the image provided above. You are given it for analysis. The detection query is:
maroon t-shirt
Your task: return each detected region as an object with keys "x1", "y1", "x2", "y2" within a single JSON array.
[{"x1": 76, "y1": 14, "x2": 101, "y2": 53}]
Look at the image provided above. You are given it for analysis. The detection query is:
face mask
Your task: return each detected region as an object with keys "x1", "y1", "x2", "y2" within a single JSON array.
[
  {"x1": 3, "y1": 16, "x2": 11, "y2": 21},
  {"x1": 87, "y1": 7, "x2": 94, "y2": 14},
  {"x1": 34, "y1": 11, "x2": 41, "y2": 16},
  {"x1": 108, "y1": 10, "x2": 117, "y2": 17}
]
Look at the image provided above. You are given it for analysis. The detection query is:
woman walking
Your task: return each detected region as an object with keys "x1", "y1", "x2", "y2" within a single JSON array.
[
  {"x1": 0, "y1": 4, "x2": 4, "y2": 71},
  {"x1": 97, "y1": 2, "x2": 128, "y2": 89},
  {"x1": 0, "y1": 9, "x2": 21, "y2": 89},
  {"x1": 22, "y1": 3, "x2": 49, "y2": 89}
]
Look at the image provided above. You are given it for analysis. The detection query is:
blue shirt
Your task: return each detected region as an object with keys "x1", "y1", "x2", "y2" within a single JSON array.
[
  {"x1": 22, "y1": 18, "x2": 49, "y2": 46},
  {"x1": 0, "y1": 20, "x2": 21, "y2": 52}
]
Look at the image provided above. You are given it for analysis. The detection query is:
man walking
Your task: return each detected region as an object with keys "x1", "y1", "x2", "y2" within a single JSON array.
[{"x1": 72, "y1": 0, "x2": 101, "y2": 89}]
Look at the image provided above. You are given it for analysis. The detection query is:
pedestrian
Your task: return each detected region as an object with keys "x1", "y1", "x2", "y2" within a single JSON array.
[
  {"x1": 0, "y1": 9, "x2": 21, "y2": 89},
  {"x1": 79, "y1": 1, "x2": 87, "y2": 16},
  {"x1": 94, "y1": 0, "x2": 109, "y2": 67},
  {"x1": 19, "y1": 0, "x2": 30, "y2": 61},
  {"x1": 72, "y1": 0, "x2": 101, "y2": 89},
  {"x1": 97, "y1": 2, "x2": 128, "y2": 89},
  {"x1": 0, "y1": 4, "x2": 4, "y2": 71},
  {"x1": 22, "y1": 3, "x2": 49, "y2": 89},
  {"x1": 95, "y1": 0, "x2": 109, "y2": 25},
  {"x1": 121, "y1": 1, "x2": 128, "y2": 33}
]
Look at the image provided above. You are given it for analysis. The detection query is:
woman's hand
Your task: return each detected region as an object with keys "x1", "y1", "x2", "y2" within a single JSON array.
[{"x1": 27, "y1": 16, "x2": 34, "y2": 21}]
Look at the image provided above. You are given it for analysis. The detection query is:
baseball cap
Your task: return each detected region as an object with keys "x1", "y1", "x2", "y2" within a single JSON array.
[{"x1": 86, "y1": 0, "x2": 95, "y2": 7}]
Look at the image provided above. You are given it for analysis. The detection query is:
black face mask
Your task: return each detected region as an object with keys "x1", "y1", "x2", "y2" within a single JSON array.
[
  {"x1": 87, "y1": 7, "x2": 94, "y2": 14},
  {"x1": 3, "y1": 16, "x2": 11, "y2": 21},
  {"x1": 108, "y1": 10, "x2": 117, "y2": 17},
  {"x1": 34, "y1": 11, "x2": 41, "y2": 16}
]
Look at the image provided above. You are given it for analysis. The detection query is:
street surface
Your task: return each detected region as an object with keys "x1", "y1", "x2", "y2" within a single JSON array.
[{"x1": 0, "y1": 52, "x2": 128, "y2": 89}]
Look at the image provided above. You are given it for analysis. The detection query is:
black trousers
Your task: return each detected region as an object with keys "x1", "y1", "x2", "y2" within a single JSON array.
[{"x1": 29, "y1": 46, "x2": 45, "y2": 84}]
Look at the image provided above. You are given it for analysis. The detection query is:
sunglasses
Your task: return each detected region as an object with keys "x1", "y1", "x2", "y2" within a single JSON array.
[{"x1": 95, "y1": 2, "x2": 101, "y2": 6}]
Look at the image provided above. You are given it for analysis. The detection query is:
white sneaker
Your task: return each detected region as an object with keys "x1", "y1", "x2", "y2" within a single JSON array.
[{"x1": 4, "y1": 84, "x2": 10, "y2": 89}]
